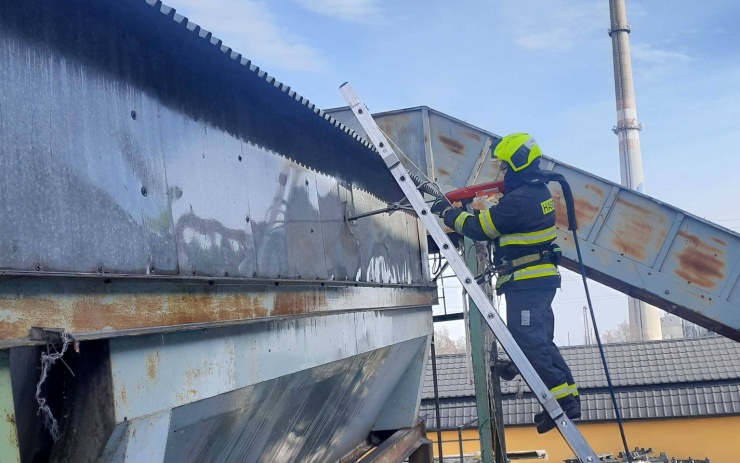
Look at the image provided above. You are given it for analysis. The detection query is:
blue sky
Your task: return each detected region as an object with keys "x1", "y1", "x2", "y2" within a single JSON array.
[{"x1": 170, "y1": 0, "x2": 740, "y2": 345}]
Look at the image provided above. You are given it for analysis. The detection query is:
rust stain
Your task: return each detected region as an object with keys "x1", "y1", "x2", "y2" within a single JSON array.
[
  {"x1": 119, "y1": 384, "x2": 127, "y2": 407},
  {"x1": 464, "y1": 131, "x2": 481, "y2": 142},
  {"x1": 673, "y1": 230, "x2": 726, "y2": 290},
  {"x1": 0, "y1": 284, "x2": 433, "y2": 342},
  {"x1": 5, "y1": 413, "x2": 17, "y2": 447},
  {"x1": 551, "y1": 191, "x2": 601, "y2": 231},
  {"x1": 145, "y1": 352, "x2": 159, "y2": 380},
  {"x1": 438, "y1": 135, "x2": 465, "y2": 156},
  {"x1": 272, "y1": 291, "x2": 328, "y2": 316},
  {"x1": 602, "y1": 198, "x2": 669, "y2": 261},
  {"x1": 711, "y1": 237, "x2": 727, "y2": 246},
  {"x1": 68, "y1": 293, "x2": 270, "y2": 335},
  {"x1": 437, "y1": 168, "x2": 450, "y2": 177},
  {"x1": 585, "y1": 183, "x2": 604, "y2": 197}
]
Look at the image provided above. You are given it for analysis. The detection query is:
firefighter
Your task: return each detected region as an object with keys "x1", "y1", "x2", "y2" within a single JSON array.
[{"x1": 431, "y1": 133, "x2": 580, "y2": 433}]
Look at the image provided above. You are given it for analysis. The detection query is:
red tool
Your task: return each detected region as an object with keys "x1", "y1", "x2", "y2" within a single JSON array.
[{"x1": 445, "y1": 180, "x2": 505, "y2": 203}]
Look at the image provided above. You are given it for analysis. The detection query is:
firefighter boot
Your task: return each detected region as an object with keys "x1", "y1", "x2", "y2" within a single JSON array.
[{"x1": 534, "y1": 396, "x2": 581, "y2": 434}]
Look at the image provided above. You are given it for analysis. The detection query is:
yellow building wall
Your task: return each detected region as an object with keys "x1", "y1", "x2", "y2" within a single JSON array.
[{"x1": 430, "y1": 416, "x2": 740, "y2": 463}]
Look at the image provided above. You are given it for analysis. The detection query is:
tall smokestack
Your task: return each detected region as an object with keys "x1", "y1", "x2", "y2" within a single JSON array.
[{"x1": 608, "y1": 0, "x2": 663, "y2": 341}]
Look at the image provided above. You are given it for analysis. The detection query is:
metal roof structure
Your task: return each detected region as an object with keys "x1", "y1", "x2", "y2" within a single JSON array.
[{"x1": 421, "y1": 336, "x2": 740, "y2": 428}]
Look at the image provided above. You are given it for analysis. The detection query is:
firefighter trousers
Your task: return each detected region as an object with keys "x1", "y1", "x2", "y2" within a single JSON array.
[{"x1": 505, "y1": 288, "x2": 575, "y2": 394}]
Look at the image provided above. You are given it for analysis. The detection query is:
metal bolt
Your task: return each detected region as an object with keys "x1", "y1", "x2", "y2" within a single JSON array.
[
  {"x1": 399, "y1": 175, "x2": 406, "y2": 181},
  {"x1": 442, "y1": 244, "x2": 449, "y2": 250},
  {"x1": 34, "y1": 263, "x2": 41, "y2": 271},
  {"x1": 253, "y1": 272, "x2": 258, "y2": 277},
  {"x1": 421, "y1": 210, "x2": 427, "y2": 215},
  {"x1": 665, "y1": 290, "x2": 670, "y2": 295},
  {"x1": 587, "y1": 458, "x2": 593, "y2": 462},
  {"x1": 246, "y1": 216, "x2": 250, "y2": 223},
  {"x1": 358, "y1": 108, "x2": 363, "y2": 114},
  {"x1": 98, "y1": 265, "x2": 104, "y2": 273},
  {"x1": 148, "y1": 265, "x2": 155, "y2": 273},
  {"x1": 130, "y1": 111, "x2": 136, "y2": 120},
  {"x1": 379, "y1": 142, "x2": 384, "y2": 148},
  {"x1": 487, "y1": 312, "x2": 494, "y2": 319},
  {"x1": 238, "y1": 155, "x2": 242, "y2": 162},
  {"x1": 541, "y1": 393, "x2": 548, "y2": 399},
  {"x1": 141, "y1": 186, "x2": 148, "y2": 197},
  {"x1": 464, "y1": 278, "x2": 471, "y2": 284}
]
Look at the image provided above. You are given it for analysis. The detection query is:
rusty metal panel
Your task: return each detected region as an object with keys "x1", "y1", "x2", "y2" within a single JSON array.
[
  {"x1": 427, "y1": 111, "x2": 495, "y2": 188},
  {"x1": 592, "y1": 191, "x2": 679, "y2": 268},
  {"x1": 356, "y1": 106, "x2": 740, "y2": 340},
  {"x1": 659, "y1": 218, "x2": 740, "y2": 295},
  {"x1": 107, "y1": 308, "x2": 431, "y2": 422},
  {"x1": 162, "y1": 337, "x2": 427, "y2": 463},
  {"x1": 0, "y1": 277, "x2": 435, "y2": 347},
  {"x1": 547, "y1": 165, "x2": 612, "y2": 241},
  {"x1": 375, "y1": 110, "x2": 428, "y2": 175}
]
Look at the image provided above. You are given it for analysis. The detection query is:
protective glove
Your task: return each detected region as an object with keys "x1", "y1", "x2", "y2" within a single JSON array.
[{"x1": 430, "y1": 197, "x2": 452, "y2": 218}]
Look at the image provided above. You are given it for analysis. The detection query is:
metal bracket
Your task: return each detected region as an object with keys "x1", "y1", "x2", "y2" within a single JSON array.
[
  {"x1": 30, "y1": 327, "x2": 67, "y2": 344},
  {"x1": 346, "y1": 199, "x2": 415, "y2": 223}
]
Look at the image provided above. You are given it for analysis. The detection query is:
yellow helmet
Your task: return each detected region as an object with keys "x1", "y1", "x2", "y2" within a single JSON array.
[{"x1": 491, "y1": 133, "x2": 542, "y2": 172}]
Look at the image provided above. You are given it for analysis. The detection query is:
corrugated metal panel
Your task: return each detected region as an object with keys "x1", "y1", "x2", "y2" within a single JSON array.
[{"x1": 0, "y1": 0, "x2": 415, "y2": 282}]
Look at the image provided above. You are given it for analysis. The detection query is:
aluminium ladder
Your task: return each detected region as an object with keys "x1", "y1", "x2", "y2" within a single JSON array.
[{"x1": 340, "y1": 83, "x2": 601, "y2": 463}]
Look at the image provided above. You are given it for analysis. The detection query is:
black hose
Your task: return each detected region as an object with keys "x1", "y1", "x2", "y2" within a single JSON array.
[{"x1": 547, "y1": 172, "x2": 634, "y2": 463}]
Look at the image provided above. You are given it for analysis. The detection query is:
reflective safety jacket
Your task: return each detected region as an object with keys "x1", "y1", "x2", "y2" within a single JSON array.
[{"x1": 442, "y1": 183, "x2": 560, "y2": 294}]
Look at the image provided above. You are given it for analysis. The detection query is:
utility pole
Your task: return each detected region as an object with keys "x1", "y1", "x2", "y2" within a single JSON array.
[{"x1": 608, "y1": 0, "x2": 662, "y2": 341}]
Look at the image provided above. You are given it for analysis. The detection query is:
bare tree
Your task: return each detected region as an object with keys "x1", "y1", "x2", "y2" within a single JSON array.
[
  {"x1": 433, "y1": 325, "x2": 466, "y2": 354},
  {"x1": 603, "y1": 321, "x2": 631, "y2": 343}
]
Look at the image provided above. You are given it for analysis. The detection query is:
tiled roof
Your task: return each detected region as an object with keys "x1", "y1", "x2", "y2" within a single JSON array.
[
  {"x1": 420, "y1": 384, "x2": 740, "y2": 429},
  {"x1": 420, "y1": 336, "x2": 740, "y2": 428},
  {"x1": 422, "y1": 336, "x2": 740, "y2": 399}
]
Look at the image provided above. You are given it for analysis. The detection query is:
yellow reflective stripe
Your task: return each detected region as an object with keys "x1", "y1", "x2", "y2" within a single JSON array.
[
  {"x1": 454, "y1": 212, "x2": 473, "y2": 234},
  {"x1": 499, "y1": 226, "x2": 557, "y2": 247},
  {"x1": 495, "y1": 263, "x2": 558, "y2": 289},
  {"x1": 478, "y1": 210, "x2": 500, "y2": 239},
  {"x1": 512, "y1": 264, "x2": 559, "y2": 281},
  {"x1": 569, "y1": 384, "x2": 579, "y2": 397},
  {"x1": 550, "y1": 383, "x2": 570, "y2": 400}
]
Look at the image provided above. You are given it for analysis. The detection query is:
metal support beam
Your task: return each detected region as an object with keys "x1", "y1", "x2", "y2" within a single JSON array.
[
  {"x1": 0, "y1": 350, "x2": 20, "y2": 463},
  {"x1": 362, "y1": 422, "x2": 430, "y2": 463},
  {"x1": 465, "y1": 239, "x2": 496, "y2": 463}
]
